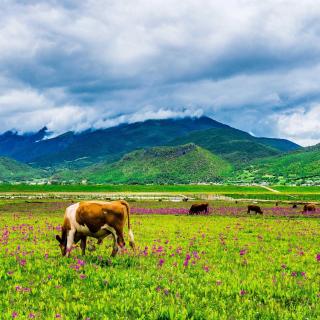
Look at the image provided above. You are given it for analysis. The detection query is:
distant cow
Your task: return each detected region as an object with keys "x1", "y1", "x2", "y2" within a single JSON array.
[
  {"x1": 56, "y1": 200, "x2": 135, "y2": 257},
  {"x1": 247, "y1": 205, "x2": 263, "y2": 214},
  {"x1": 189, "y1": 203, "x2": 209, "y2": 215},
  {"x1": 303, "y1": 204, "x2": 316, "y2": 212},
  {"x1": 292, "y1": 204, "x2": 298, "y2": 209}
]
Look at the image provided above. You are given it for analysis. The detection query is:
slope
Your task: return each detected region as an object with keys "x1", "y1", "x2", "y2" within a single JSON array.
[
  {"x1": 233, "y1": 145, "x2": 320, "y2": 184},
  {"x1": 168, "y1": 127, "x2": 286, "y2": 166},
  {"x1": 0, "y1": 157, "x2": 46, "y2": 182},
  {"x1": 55, "y1": 144, "x2": 232, "y2": 184}
]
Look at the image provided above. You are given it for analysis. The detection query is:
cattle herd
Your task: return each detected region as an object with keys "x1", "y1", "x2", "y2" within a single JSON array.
[{"x1": 56, "y1": 200, "x2": 316, "y2": 257}]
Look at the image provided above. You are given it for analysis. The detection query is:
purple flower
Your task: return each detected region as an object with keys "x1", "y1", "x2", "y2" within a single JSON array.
[
  {"x1": 316, "y1": 253, "x2": 320, "y2": 262},
  {"x1": 55, "y1": 315, "x2": 61, "y2": 319},
  {"x1": 77, "y1": 259, "x2": 85, "y2": 267},
  {"x1": 158, "y1": 259, "x2": 165, "y2": 267},
  {"x1": 163, "y1": 289, "x2": 169, "y2": 296},
  {"x1": 240, "y1": 290, "x2": 247, "y2": 296},
  {"x1": 79, "y1": 274, "x2": 86, "y2": 279},
  {"x1": 12, "y1": 312, "x2": 18, "y2": 318},
  {"x1": 29, "y1": 313, "x2": 36, "y2": 319},
  {"x1": 203, "y1": 265, "x2": 209, "y2": 272},
  {"x1": 19, "y1": 259, "x2": 26, "y2": 267},
  {"x1": 239, "y1": 249, "x2": 247, "y2": 256},
  {"x1": 183, "y1": 254, "x2": 191, "y2": 267},
  {"x1": 291, "y1": 272, "x2": 297, "y2": 277},
  {"x1": 281, "y1": 264, "x2": 287, "y2": 269}
]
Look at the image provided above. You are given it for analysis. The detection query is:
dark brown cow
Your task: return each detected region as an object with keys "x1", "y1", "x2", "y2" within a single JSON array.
[
  {"x1": 56, "y1": 200, "x2": 135, "y2": 257},
  {"x1": 189, "y1": 203, "x2": 209, "y2": 215},
  {"x1": 303, "y1": 204, "x2": 316, "y2": 212},
  {"x1": 292, "y1": 204, "x2": 298, "y2": 209},
  {"x1": 247, "y1": 205, "x2": 263, "y2": 214}
]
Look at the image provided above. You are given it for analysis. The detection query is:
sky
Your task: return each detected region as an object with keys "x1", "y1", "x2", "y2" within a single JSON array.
[{"x1": 1, "y1": 0, "x2": 320, "y2": 146}]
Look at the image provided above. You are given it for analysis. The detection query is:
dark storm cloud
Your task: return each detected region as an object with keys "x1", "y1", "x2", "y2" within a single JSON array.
[{"x1": 1, "y1": 0, "x2": 320, "y2": 145}]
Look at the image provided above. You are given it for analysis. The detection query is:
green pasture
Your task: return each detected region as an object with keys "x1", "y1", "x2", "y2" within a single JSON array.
[{"x1": 0, "y1": 201, "x2": 319, "y2": 319}]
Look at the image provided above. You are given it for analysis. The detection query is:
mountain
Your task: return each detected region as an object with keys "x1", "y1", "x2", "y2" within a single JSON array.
[
  {"x1": 0, "y1": 127, "x2": 48, "y2": 158},
  {"x1": 54, "y1": 144, "x2": 232, "y2": 184},
  {"x1": 0, "y1": 157, "x2": 46, "y2": 182},
  {"x1": 233, "y1": 145, "x2": 320, "y2": 184},
  {"x1": 0, "y1": 116, "x2": 301, "y2": 168},
  {"x1": 168, "y1": 127, "x2": 299, "y2": 165}
]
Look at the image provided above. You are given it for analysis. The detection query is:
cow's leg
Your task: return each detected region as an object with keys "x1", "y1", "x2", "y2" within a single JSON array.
[
  {"x1": 80, "y1": 237, "x2": 87, "y2": 256},
  {"x1": 111, "y1": 232, "x2": 119, "y2": 257},
  {"x1": 101, "y1": 225, "x2": 119, "y2": 257},
  {"x1": 66, "y1": 229, "x2": 75, "y2": 257}
]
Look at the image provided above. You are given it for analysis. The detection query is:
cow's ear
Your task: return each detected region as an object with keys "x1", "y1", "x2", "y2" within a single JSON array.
[{"x1": 56, "y1": 235, "x2": 62, "y2": 243}]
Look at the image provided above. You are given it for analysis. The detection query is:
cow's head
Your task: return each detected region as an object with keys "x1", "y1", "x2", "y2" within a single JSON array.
[{"x1": 55, "y1": 231, "x2": 67, "y2": 256}]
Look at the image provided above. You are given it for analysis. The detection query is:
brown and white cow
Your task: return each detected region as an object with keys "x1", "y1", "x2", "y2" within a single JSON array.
[{"x1": 55, "y1": 200, "x2": 135, "y2": 257}]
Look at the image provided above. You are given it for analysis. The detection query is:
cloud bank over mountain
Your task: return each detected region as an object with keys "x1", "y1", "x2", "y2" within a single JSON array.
[{"x1": 0, "y1": 0, "x2": 320, "y2": 145}]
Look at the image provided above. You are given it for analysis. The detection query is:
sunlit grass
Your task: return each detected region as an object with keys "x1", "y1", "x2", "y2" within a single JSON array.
[{"x1": 0, "y1": 201, "x2": 319, "y2": 319}]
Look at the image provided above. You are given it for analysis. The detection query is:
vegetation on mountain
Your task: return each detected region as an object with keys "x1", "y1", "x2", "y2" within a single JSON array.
[
  {"x1": 55, "y1": 144, "x2": 232, "y2": 184},
  {"x1": 0, "y1": 157, "x2": 45, "y2": 182},
  {"x1": 0, "y1": 116, "x2": 300, "y2": 168},
  {"x1": 233, "y1": 146, "x2": 320, "y2": 184},
  {"x1": 169, "y1": 127, "x2": 283, "y2": 165}
]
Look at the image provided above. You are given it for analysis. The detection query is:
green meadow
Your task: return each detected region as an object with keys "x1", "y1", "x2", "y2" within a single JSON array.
[{"x1": 0, "y1": 200, "x2": 319, "y2": 319}]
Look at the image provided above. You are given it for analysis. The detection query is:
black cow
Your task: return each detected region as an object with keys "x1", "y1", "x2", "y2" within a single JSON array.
[
  {"x1": 189, "y1": 203, "x2": 209, "y2": 215},
  {"x1": 247, "y1": 205, "x2": 263, "y2": 214}
]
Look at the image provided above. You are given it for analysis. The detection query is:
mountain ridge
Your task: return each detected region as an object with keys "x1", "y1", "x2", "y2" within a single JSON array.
[{"x1": 0, "y1": 116, "x2": 301, "y2": 168}]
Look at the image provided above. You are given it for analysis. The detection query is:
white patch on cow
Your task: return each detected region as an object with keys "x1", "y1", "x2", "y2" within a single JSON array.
[
  {"x1": 65, "y1": 202, "x2": 80, "y2": 228},
  {"x1": 66, "y1": 229, "x2": 75, "y2": 257}
]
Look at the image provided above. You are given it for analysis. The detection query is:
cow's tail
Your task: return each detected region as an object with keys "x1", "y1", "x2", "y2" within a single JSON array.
[{"x1": 120, "y1": 200, "x2": 135, "y2": 250}]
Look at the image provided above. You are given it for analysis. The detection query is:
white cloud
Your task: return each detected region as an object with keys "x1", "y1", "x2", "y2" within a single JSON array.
[
  {"x1": 0, "y1": 1, "x2": 320, "y2": 144},
  {"x1": 272, "y1": 105, "x2": 320, "y2": 146}
]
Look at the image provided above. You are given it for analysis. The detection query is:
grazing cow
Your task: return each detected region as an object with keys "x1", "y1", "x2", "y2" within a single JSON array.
[
  {"x1": 189, "y1": 203, "x2": 209, "y2": 215},
  {"x1": 292, "y1": 203, "x2": 298, "y2": 208},
  {"x1": 56, "y1": 200, "x2": 135, "y2": 257},
  {"x1": 247, "y1": 205, "x2": 263, "y2": 214},
  {"x1": 303, "y1": 204, "x2": 316, "y2": 212}
]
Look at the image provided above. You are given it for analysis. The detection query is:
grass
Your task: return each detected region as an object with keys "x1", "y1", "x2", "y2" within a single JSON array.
[
  {"x1": 1, "y1": 184, "x2": 319, "y2": 194},
  {"x1": 0, "y1": 200, "x2": 319, "y2": 319}
]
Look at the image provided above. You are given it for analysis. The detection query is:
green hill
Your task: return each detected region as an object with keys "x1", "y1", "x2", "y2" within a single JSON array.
[
  {"x1": 55, "y1": 144, "x2": 232, "y2": 184},
  {"x1": 169, "y1": 127, "x2": 285, "y2": 166},
  {"x1": 233, "y1": 145, "x2": 320, "y2": 184},
  {"x1": 0, "y1": 157, "x2": 46, "y2": 182}
]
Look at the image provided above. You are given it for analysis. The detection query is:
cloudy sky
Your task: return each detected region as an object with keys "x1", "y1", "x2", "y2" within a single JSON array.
[{"x1": 1, "y1": 0, "x2": 320, "y2": 146}]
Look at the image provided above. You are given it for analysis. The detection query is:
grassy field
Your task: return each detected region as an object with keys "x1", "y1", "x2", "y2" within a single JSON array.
[
  {"x1": 0, "y1": 184, "x2": 319, "y2": 203},
  {"x1": 0, "y1": 184, "x2": 319, "y2": 194},
  {"x1": 0, "y1": 200, "x2": 319, "y2": 319},
  {"x1": 0, "y1": 184, "x2": 268, "y2": 193}
]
